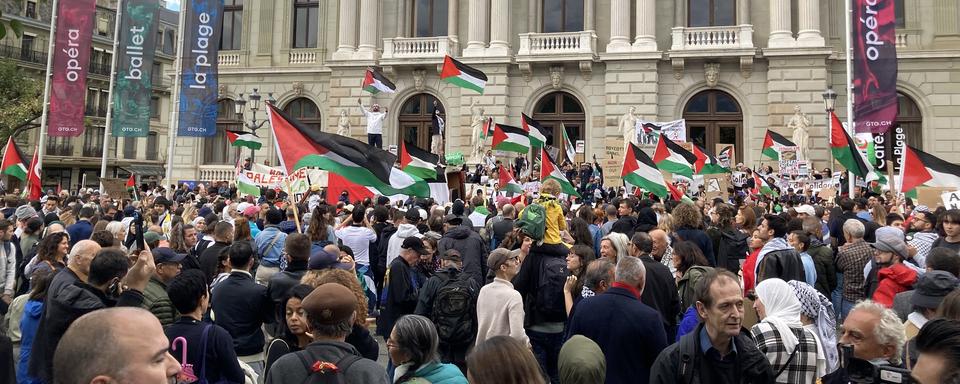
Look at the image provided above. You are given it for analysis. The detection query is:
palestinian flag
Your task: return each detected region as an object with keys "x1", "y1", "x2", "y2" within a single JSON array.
[
  {"x1": 236, "y1": 172, "x2": 261, "y2": 197},
  {"x1": 480, "y1": 117, "x2": 494, "y2": 139},
  {"x1": 830, "y1": 112, "x2": 872, "y2": 178},
  {"x1": 498, "y1": 166, "x2": 523, "y2": 194},
  {"x1": 653, "y1": 137, "x2": 696, "y2": 178},
  {"x1": 641, "y1": 122, "x2": 662, "y2": 136},
  {"x1": 692, "y1": 144, "x2": 729, "y2": 175},
  {"x1": 492, "y1": 124, "x2": 530, "y2": 154},
  {"x1": 752, "y1": 173, "x2": 779, "y2": 197},
  {"x1": 622, "y1": 142, "x2": 668, "y2": 198},
  {"x1": 540, "y1": 148, "x2": 580, "y2": 197},
  {"x1": 362, "y1": 68, "x2": 397, "y2": 94},
  {"x1": 399, "y1": 141, "x2": 439, "y2": 180},
  {"x1": 521, "y1": 113, "x2": 549, "y2": 148},
  {"x1": 126, "y1": 174, "x2": 136, "y2": 188},
  {"x1": 762, "y1": 130, "x2": 796, "y2": 160},
  {"x1": 440, "y1": 55, "x2": 487, "y2": 94},
  {"x1": 267, "y1": 103, "x2": 429, "y2": 197},
  {"x1": 899, "y1": 145, "x2": 960, "y2": 193},
  {"x1": 718, "y1": 145, "x2": 734, "y2": 167},
  {"x1": 561, "y1": 123, "x2": 576, "y2": 162},
  {"x1": 1, "y1": 137, "x2": 27, "y2": 181},
  {"x1": 226, "y1": 130, "x2": 262, "y2": 150},
  {"x1": 26, "y1": 148, "x2": 40, "y2": 200}
]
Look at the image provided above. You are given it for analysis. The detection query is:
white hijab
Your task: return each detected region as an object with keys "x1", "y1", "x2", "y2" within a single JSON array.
[{"x1": 755, "y1": 278, "x2": 803, "y2": 354}]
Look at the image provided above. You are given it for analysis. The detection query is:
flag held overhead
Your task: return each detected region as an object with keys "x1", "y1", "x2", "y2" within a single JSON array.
[
  {"x1": 362, "y1": 68, "x2": 397, "y2": 94},
  {"x1": 226, "y1": 130, "x2": 263, "y2": 150},
  {"x1": 440, "y1": 55, "x2": 487, "y2": 94}
]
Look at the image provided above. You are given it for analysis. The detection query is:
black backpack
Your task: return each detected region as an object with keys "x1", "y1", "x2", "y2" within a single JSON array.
[
  {"x1": 431, "y1": 274, "x2": 477, "y2": 346},
  {"x1": 295, "y1": 349, "x2": 362, "y2": 384},
  {"x1": 716, "y1": 230, "x2": 749, "y2": 274},
  {"x1": 535, "y1": 256, "x2": 569, "y2": 322}
]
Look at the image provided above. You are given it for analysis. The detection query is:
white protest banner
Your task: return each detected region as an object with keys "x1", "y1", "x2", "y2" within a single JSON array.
[
  {"x1": 636, "y1": 119, "x2": 686, "y2": 147},
  {"x1": 778, "y1": 146, "x2": 800, "y2": 175},
  {"x1": 942, "y1": 190, "x2": 960, "y2": 210},
  {"x1": 731, "y1": 171, "x2": 748, "y2": 188}
]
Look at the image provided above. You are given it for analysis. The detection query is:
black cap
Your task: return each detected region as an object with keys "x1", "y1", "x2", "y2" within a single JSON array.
[
  {"x1": 401, "y1": 237, "x2": 427, "y2": 255},
  {"x1": 912, "y1": 271, "x2": 959, "y2": 309},
  {"x1": 153, "y1": 196, "x2": 172, "y2": 207},
  {"x1": 152, "y1": 247, "x2": 185, "y2": 265},
  {"x1": 443, "y1": 213, "x2": 462, "y2": 225},
  {"x1": 404, "y1": 208, "x2": 421, "y2": 222}
]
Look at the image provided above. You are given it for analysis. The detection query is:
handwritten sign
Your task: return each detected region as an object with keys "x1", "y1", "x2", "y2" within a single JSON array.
[
  {"x1": 731, "y1": 171, "x2": 748, "y2": 187},
  {"x1": 942, "y1": 190, "x2": 960, "y2": 210}
]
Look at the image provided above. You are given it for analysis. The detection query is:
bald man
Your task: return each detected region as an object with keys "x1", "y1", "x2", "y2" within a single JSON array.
[
  {"x1": 53, "y1": 307, "x2": 180, "y2": 384},
  {"x1": 649, "y1": 229, "x2": 676, "y2": 275},
  {"x1": 49, "y1": 240, "x2": 102, "y2": 298}
]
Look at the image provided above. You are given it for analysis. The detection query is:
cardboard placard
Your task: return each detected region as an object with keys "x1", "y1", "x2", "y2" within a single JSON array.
[
  {"x1": 604, "y1": 138, "x2": 625, "y2": 160},
  {"x1": 602, "y1": 158, "x2": 623, "y2": 187},
  {"x1": 715, "y1": 144, "x2": 735, "y2": 169},
  {"x1": 942, "y1": 190, "x2": 960, "y2": 210},
  {"x1": 702, "y1": 173, "x2": 730, "y2": 201},
  {"x1": 818, "y1": 187, "x2": 837, "y2": 201},
  {"x1": 916, "y1": 187, "x2": 954, "y2": 208},
  {"x1": 100, "y1": 178, "x2": 129, "y2": 199}
]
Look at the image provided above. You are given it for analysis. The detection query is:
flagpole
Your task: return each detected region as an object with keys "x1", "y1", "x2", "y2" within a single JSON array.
[
  {"x1": 100, "y1": 0, "x2": 124, "y2": 192},
  {"x1": 36, "y1": 0, "x2": 60, "y2": 182},
  {"x1": 164, "y1": 0, "x2": 188, "y2": 199},
  {"x1": 844, "y1": 0, "x2": 855, "y2": 198}
]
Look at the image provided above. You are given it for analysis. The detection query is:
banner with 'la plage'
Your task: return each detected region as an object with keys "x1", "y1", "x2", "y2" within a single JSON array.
[{"x1": 177, "y1": 0, "x2": 223, "y2": 137}]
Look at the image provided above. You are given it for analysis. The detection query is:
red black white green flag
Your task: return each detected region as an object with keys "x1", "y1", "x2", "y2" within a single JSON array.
[
  {"x1": 622, "y1": 142, "x2": 668, "y2": 198},
  {"x1": 521, "y1": 113, "x2": 549, "y2": 148},
  {"x1": 440, "y1": 55, "x2": 487, "y2": 94},
  {"x1": 492, "y1": 124, "x2": 530, "y2": 154},
  {"x1": 399, "y1": 140, "x2": 439, "y2": 180},
  {"x1": 498, "y1": 166, "x2": 523, "y2": 194},
  {"x1": 540, "y1": 148, "x2": 580, "y2": 197},
  {"x1": 653, "y1": 137, "x2": 696, "y2": 178},
  {"x1": 1, "y1": 137, "x2": 27, "y2": 181},
  {"x1": 761, "y1": 130, "x2": 796, "y2": 160},
  {"x1": 226, "y1": 130, "x2": 262, "y2": 150},
  {"x1": 362, "y1": 68, "x2": 396, "y2": 94},
  {"x1": 692, "y1": 144, "x2": 729, "y2": 175},
  {"x1": 830, "y1": 112, "x2": 872, "y2": 178},
  {"x1": 898, "y1": 145, "x2": 960, "y2": 193}
]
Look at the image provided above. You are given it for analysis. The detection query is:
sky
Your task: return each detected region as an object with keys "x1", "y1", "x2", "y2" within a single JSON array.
[{"x1": 166, "y1": 0, "x2": 180, "y2": 11}]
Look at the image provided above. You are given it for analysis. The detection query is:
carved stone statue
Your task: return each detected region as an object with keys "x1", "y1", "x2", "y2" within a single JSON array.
[
  {"x1": 549, "y1": 66, "x2": 563, "y2": 90},
  {"x1": 787, "y1": 105, "x2": 812, "y2": 161},
  {"x1": 412, "y1": 69, "x2": 426, "y2": 92},
  {"x1": 618, "y1": 106, "x2": 638, "y2": 149},
  {"x1": 704, "y1": 63, "x2": 720, "y2": 88},
  {"x1": 469, "y1": 100, "x2": 486, "y2": 162},
  {"x1": 336, "y1": 109, "x2": 351, "y2": 136}
]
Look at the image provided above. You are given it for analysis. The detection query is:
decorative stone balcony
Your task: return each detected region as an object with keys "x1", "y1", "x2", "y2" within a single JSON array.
[
  {"x1": 289, "y1": 49, "x2": 319, "y2": 65},
  {"x1": 381, "y1": 36, "x2": 457, "y2": 65},
  {"x1": 198, "y1": 166, "x2": 235, "y2": 182},
  {"x1": 517, "y1": 31, "x2": 599, "y2": 62},
  {"x1": 218, "y1": 52, "x2": 241, "y2": 67},
  {"x1": 670, "y1": 25, "x2": 755, "y2": 54}
]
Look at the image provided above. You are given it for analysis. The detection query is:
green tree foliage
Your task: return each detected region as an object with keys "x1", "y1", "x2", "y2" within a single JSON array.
[{"x1": 0, "y1": 59, "x2": 42, "y2": 143}]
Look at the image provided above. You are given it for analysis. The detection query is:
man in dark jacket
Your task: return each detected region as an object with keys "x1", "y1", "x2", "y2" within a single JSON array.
[
  {"x1": 829, "y1": 197, "x2": 863, "y2": 250},
  {"x1": 267, "y1": 233, "x2": 311, "y2": 327},
  {"x1": 29, "y1": 248, "x2": 152, "y2": 383},
  {"x1": 610, "y1": 198, "x2": 639, "y2": 239},
  {"x1": 755, "y1": 214, "x2": 806, "y2": 284},
  {"x1": 377, "y1": 237, "x2": 427, "y2": 338},
  {"x1": 199, "y1": 221, "x2": 233, "y2": 284},
  {"x1": 437, "y1": 215, "x2": 488, "y2": 286},
  {"x1": 650, "y1": 269, "x2": 774, "y2": 384},
  {"x1": 210, "y1": 241, "x2": 274, "y2": 375},
  {"x1": 567, "y1": 256, "x2": 668, "y2": 384},
  {"x1": 629, "y1": 232, "x2": 681, "y2": 341},
  {"x1": 65, "y1": 206, "x2": 96, "y2": 247},
  {"x1": 372, "y1": 206, "x2": 396, "y2": 298},
  {"x1": 415, "y1": 249, "x2": 479, "y2": 370},
  {"x1": 512, "y1": 241, "x2": 570, "y2": 383}
]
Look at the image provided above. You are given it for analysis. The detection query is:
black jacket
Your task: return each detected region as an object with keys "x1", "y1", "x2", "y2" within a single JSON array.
[
  {"x1": 512, "y1": 243, "x2": 569, "y2": 327},
  {"x1": 210, "y1": 271, "x2": 274, "y2": 356},
  {"x1": 414, "y1": 267, "x2": 479, "y2": 318},
  {"x1": 266, "y1": 260, "x2": 308, "y2": 330},
  {"x1": 756, "y1": 248, "x2": 807, "y2": 284},
  {"x1": 346, "y1": 323, "x2": 380, "y2": 361},
  {"x1": 639, "y1": 255, "x2": 681, "y2": 341},
  {"x1": 649, "y1": 323, "x2": 774, "y2": 384},
  {"x1": 377, "y1": 257, "x2": 423, "y2": 337},
  {"x1": 199, "y1": 241, "x2": 231, "y2": 284},
  {"x1": 29, "y1": 282, "x2": 144, "y2": 382},
  {"x1": 610, "y1": 215, "x2": 638, "y2": 239},
  {"x1": 674, "y1": 228, "x2": 716, "y2": 267},
  {"x1": 437, "y1": 226, "x2": 488, "y2": 286}
]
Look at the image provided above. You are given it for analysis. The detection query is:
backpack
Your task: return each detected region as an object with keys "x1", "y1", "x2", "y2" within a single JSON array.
[
  {"x1": 716, "y1": 230, "x2": 749, "y2": 274},
  {"x1": 535, "y1": 255, "x2": 569, "y2": 322},
  {"x1": 516, "y1": 203, "x2": 546, "y2": 242},
  {"x1": 295, "y1": 350, "x2": 362, "y2": 384},
  {"x1": 430, "y1": 274, "x2": 477, "y2": 346}
]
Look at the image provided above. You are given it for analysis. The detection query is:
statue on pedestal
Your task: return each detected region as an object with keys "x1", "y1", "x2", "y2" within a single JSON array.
[
  {"x1": 336, "y1": 109, "x2": 351, "y2": 136},
  {"x1": 787, "y1": 105, "x2": 812, "y2": 161},
  {"x1": 469, "y1": 100, "x2": 486, "y2": 162},
  {"x1": 618, "y1": 106, "x2": 638, "y2": 150}
]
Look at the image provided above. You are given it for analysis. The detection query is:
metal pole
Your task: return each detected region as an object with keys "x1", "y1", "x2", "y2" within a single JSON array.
[
  {"x1": 36, "y1": 0, "x2": 60, "y2": 177},
  {"x1": 164, "y1": 0, "x2": 188, "y2": 199},
  {"x1": 100, "y1": 0, "x2": 124, "y2": 192},
  {"x1": 844, "y1": 0, "x2": 855, "y2": 198}
]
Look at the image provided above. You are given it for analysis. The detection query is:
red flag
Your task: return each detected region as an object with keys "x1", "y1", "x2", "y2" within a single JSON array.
[
  {"x1": 26, "y1": 148, "x2": 40, "y2": 200},
  {"x1": 126, "y1": 174, "x2": 136, "y2": 187}
]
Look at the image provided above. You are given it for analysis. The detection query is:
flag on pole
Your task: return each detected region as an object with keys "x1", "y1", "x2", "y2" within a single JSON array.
[
  {"x1": 399, "y1": 141, "x2": 439, "y2": 180},
  {"x1": 761, "y1": 130, "x2": 797, "y2": 160},
  {"x1": 561, "y1": 123, "x2": 576, "y2": 162},
  {"x1": 235, "y1": 172, "x2": 262, "y2": 197},
  {"x1": 362, "y1": 68, "x2": 397, "y2": 94},
  {"x1": 1, "y1": 137, "x2": 27, "y2": 181},
  {"x1": 126, "y1": 174, "x2": 136, "y2": 188},
  {"x1": 479, "y1": 117, "x2": 494, "y2": 140},
  {"x1": 653, "y1": 137, "x2": 696, "y2": 178},
  {"x1": 26, "y1": 148, "x2": 40, "y2": 200},
  {"x1": 226, "y1": 130, "x2": 263, "y2": 150},
  {"x1": 440, "y1": 55, "x2": 487, "y2": 94},
  {"x1": 622, "y1": 142, "x2": 668, "y2": 198},
  {"x1": 492, "y1": 124, "x2": 530, "y2": 154},
  {"x1": 899, "y1": 145, "x2": 960, "y2": 193},
  {"x1": 540, "y1": 148, "x2": 580, "y2": 197},
  {"x1": 692, "y1": 144, "x2": 729, "y2": 175},
  {"x1": 752, "y1": 173, "x2": 779, "y2": 197},
  {"x1": 830, "y1": 112, "x2": 873, "y2": 178},
  {"x1": 521, "y1": 113, "x2": 549, "y2": 149},
  {"x1": 498, "y1": 166, "x2": 523, "y2": 194}
]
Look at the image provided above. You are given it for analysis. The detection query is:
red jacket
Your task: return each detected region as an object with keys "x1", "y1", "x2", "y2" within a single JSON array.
[
  {"x1": 743, "y1": 248, "x2": 760, "y2": 294},
  {"x1": 872, "y1": 263, "x2": 917, "y2": 307}
]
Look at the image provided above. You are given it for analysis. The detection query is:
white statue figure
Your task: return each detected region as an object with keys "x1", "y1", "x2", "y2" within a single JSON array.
[
  {"x1": 336, "y1": 109, "x2": 351, "y2": 136},
  {"x1": 788, "y1": 105, "x2": 812, "y2": 161},
  {"x1": 470, "y1": 100, "x2": 486, "y2": 162},
  {"x1": 618, "y1": 106, "x2": 638, "y2": 149}
]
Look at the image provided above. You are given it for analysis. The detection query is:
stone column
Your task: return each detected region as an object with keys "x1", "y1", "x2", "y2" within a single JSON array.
[
  {"x1": 335, "y1": 0, "x2": 357, "y2": 57},
  {"x1": 397, "y1": 0, "x2": 407, "y2": 37},
  {"x1": 634, "y1": 0, "x2": 656, "y2": 51},
  {"x1": 737, "y1": 0, "x2": 749, "y2": 25},
  {"x1": 768, "y1": 0, "x2": 794, "y2": 48},
  {"x1": 448, "y1": 0, "x2": 459, "y2": 41},
  {"x1": 465, "y1": 0, "x2": 489, "y2": 56},
  {"x1": 606, "y1": 0, "x2": 630, "y2": 52},
  {"x1": 488, "y1": 0, "x2": 510, "y2": 55},
  {"x1": 797, "y1": 0, "x2": 824, "y2": 46},
  {"x1": 584, "y1": 0, "x2": 595, "y2": 31},
  {"x1": 357, "y1": 0, "x2": 378, "y2": 53},
  {"x1": 674, "y1": 0, "x2": 685, "y2": 27}
]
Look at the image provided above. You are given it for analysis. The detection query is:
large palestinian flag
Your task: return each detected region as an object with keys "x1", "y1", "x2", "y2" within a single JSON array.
[
  {"x1": 235, "y1": 172, "x2": 261, "y2": 197},
  {"x1": 653, "y1": 137, "x2": 696, "y2": 178},
  {"x1": 622, "y1": 142, "x2": 668, "y2": 198},
  {"x1": 540, "y1": 148, "x2": 580, "y2": 197},
  {"x1": 899, "y1": 145, "x2": 960, "y2": 193},
  {"x1": 498, "y1": 166, "x2": 523, "y2": 194},
  {"x1": 521, "y1": 113, "x2": 549, "y2": 148},
  {"x1": 762, "y1": 130, "x2": 796, "y2": 160},
  {"x1": 752, "y1": 173, "x2": 779, "y2": 197},
  {"x1": 399, "y1": 141, "x2": 439, "y2": 180},
  {"x1": 226, "y1": 130, "x2": 262, "y2": 150},
  {"x1": 1, "y1": 137, "x2": 27, "y2": 181},
  {"x1": 440, "y1": 55, "x2": 487, "y2": 94},
  {"x1": 692, "y1": 144, "x2": 729, "y2": 175},
  {"x1": 492, "y1": 124, "x2": 530, "y2": 154},
  {"x1": 830, "y1": 112, "x2": 872, "y2": 178},
  {"x1": 267, "y1": 104, "x2": 429, "y2": 197},
  {"x1": 362, "y1": 68, "x2": 397, "y2": 94}
]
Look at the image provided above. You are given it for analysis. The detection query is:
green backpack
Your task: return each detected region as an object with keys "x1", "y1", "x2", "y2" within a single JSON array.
[{"x1": 516, "y1": 203, "x2": 546, "y2": 242}]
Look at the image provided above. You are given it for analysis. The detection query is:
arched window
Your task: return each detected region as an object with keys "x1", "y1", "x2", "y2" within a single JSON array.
[
  {"x1": 542, "y1": 0, "x2": 584, "y2": 33},
  {"x1": 283, "y1": 98, "x2": 322, "y2": 131},
  {"x1": 688, "y1": 0, "x2": 736, "y2": 27},
  {"x1": 204, "y1": 99, "x2": 240, "y2": 165},
  {"x1": 414, "y1": 0, "x2": 448, "y2": 37},
  {"x1": 532, "y1": 91, "x2": 585, "y2": 163},
  {"x1": 682, "y1": 90, "x2": 743, "y2": 162},
  {"x1": 398, "y1": 93, "x2": 444, "y2": 151}
]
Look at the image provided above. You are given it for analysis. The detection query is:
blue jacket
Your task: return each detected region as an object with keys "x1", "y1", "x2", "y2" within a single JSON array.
[
  {"x1": 18, "y1": 300, "x2": 43, "y2": 384},
  {"x1": 66, "y1": 220, "x2": 93, "y2": 247},
  {"x1": 676, "y1": 306, "x2": 699, "y2": 342},
  {"x1": 566, "y1": 286, "x2": 668, "y2": 384},
  {"x1": 401, "y1": 362, "x2": 467, "y2": 384},
  {"x1": 255, "y1": 226, "x2": 286, "y2": 267}
]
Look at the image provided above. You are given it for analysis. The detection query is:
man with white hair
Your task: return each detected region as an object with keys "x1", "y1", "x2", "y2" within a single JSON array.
[
  {"x1": 358, "y1": 98, "x2": 387, "y2": 148},
  {"x1": 836, "y1": 219, "x2": 871, "y2": 320},
  {"x1": 837, "y1": 300, "x2": 907, "y2": 370},
  {"x1": 566, "y1": 256, "x2": 667, "y2": 384}
]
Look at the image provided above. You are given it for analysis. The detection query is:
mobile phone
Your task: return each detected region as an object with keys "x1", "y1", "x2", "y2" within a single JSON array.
[{"x1": 133, "y1": 211, "x2": 145, "y2": 251}]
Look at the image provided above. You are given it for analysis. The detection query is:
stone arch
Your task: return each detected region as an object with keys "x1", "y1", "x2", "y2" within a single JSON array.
[
  {"x1": 675, "y1": 82, "x2": 754, "y2": 163},
  {"x1": 523, "y1": 83, "x2": 593, "y2": 158}
]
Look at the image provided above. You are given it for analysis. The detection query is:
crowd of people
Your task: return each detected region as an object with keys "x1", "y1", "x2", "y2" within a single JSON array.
[{"x1": 0, "y1": 166, "x2": 959, "y2": 384}]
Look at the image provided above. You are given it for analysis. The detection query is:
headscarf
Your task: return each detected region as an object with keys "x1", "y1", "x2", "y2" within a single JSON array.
[
  {"x1": 559, "y1": 335, "x2": 606, "y2": 384},
  {"x1": 788, "y1": 280, "x2": 838, "y2": 374},
  {"x1": 755, "y1": 278, "x2": 803, "y2": 354}
]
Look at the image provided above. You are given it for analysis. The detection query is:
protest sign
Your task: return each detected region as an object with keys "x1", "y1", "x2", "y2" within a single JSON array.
[
  {"x1": 703, "y1": 174, "x2": 730, "y2": 201},
  {"x1": 778, "y1": 146, "x2": 800, "y2": 175},
  {"x1": 604, "y1": 138, "x2": 625, "y2": 160},
  {"x1": 716, "y1": 144, "x2": 735, "y2": 169},
  {"x1": 942, "y1": 190, "x2": 960, "y2": 210},
  {"x1": 636, "y1": 119, "x2": 686, "y2": 147},
  {"x1": 917, "y1": 187, "x2": 954, "y2": 208},
  {"x1": 731, "y1": 171, "x2": 748, "y2": 188},
  {"x1": 602, "y1": 158, "x2": 623, "y2": 187},
  {"x1": 101, "y1": 178, "x2": 129, "y2": 198}
]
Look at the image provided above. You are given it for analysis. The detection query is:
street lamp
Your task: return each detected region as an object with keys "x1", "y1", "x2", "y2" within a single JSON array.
[
  {"x1": 822, "y1": 86, "x2": 838, "y2": 176},
  {"x1": 234, "y1": 88, "x2": 275, "y2": 161}
]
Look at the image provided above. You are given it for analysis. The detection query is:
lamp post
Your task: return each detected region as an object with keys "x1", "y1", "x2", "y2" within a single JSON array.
[
  {"x1": 234, "y1": 88, "x2": 276, "y2": 162},
  {"x1": 821, "y1": 86, "x2": 838, "y2": 177}
]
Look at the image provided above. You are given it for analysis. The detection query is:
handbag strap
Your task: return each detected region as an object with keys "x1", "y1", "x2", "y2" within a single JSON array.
[
  {"x1": 775, "y1": 345, "x2": 800, "y2": 378},
  {"x1": 198, "y1": 323, "x2": 213, "y2": 381}
]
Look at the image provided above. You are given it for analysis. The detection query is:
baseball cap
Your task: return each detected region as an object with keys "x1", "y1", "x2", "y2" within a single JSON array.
[
  {"x1": 868, "y1": 226, "x2": 909, "y2": 259},
  {"x1": 242, "y1": 205, "x2": 260, "y2": 217},
  {"x1": 152, "y1": 247, "x2": 186, "y2": 265},
  {"x1": 236, "y1": 202, "x2": 253, "y2": 213},
  {"x1": 301, "y1": 283, "x2": 357, "y2": 326},
  {"x1": 487, "y1": 248, "x2": 515, "y2": 272},
  {"x1": 912, "y1": 271, "x2": 959, "y2": 309},
  {"x1": 404, "y1": 208, "x2": 421, "y2": 222},
  {"x1": 143, "y1": 231, "x2": 163, "y2": 245},
  {"x1": 308, "y1": 248, "x2": 352, "y2": 271},
  {"x1": 401, "y1": 237, "x2": 427, "y2": 255},
  {"x1": 795, "y1": 205, "x2": 816, "y2": 216}
]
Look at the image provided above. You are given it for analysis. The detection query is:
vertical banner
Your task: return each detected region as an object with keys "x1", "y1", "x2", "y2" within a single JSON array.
[
  {"x1": 177, "y1": 0, "x2": 223, "y2": 137},
  {"x1": 48, "y1": 0, "x2": 97, "y2": 137},
  {"x1": 852, "y1": 0, "x2": 898, "y2": 134},
  {"x1": 112, "y1": 0, "x2": 161, "y2": 137}
]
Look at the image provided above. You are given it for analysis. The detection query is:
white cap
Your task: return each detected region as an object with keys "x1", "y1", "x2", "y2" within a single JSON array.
[
  {"x1": 795, "y1": 204, "x2": 816, "y2": 216},
  {"x1": 236, "y1": 202, "x2": 253, "y2": 213}
]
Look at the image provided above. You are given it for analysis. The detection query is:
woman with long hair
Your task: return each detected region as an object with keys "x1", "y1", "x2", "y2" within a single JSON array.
[
  {"x1": 306, "y1": 205, "x2": 336, "y2": 245},
  {"x1": 563, "y1": 245, "x2": 596, "y2": 315},
  {"x1": 672, "y1": 203, "x2": 716, "y2": 266},
  {"x1": 168, "y1": 223, "x2": 189, "y2": 254},
  {"x1": 281, "y1": 284, "x2": 315, "y2": 351},
  {"x1": 300, "y1": 268, "x2": 378, "y2": 361},
  {"x1": 568, "y1": 217, "x2": 594, "y2": 248},
  {"x1": 467, "y1": 336, "x2": 546, "y2": 384},
  {"x1": 736, "y1": 206, "x2": 758, "y2": 234},
  {"x1": 26, "y1": 232, "x2": 69, "y2": 279},
  {"x1": 673, "y1": 240, "x2": 712, "y2": 313},
  {"x1": 16, "y1": 270, "x2": 54, "y2": 384},
  {"x1": 389, "y1": 315, "x2": 467, "y2": 383}
]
